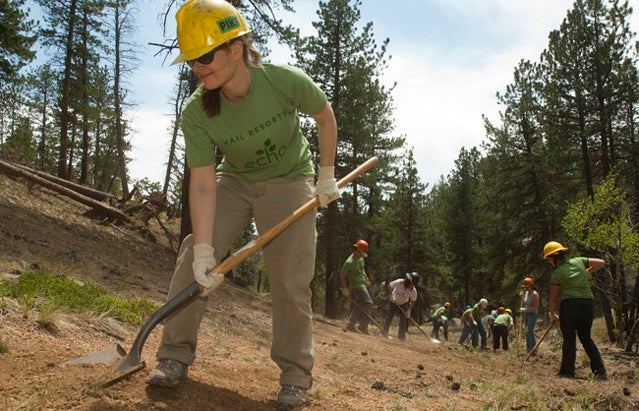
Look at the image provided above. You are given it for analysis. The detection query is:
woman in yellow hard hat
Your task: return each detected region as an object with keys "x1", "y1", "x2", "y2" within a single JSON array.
[
  {"x1": 544, "y1": 241, "x2": 608, "y2": 380},
  {"x1": 148, "y1": 1, "x2": 339, "y2": 408},
  {"x1": 492, "y1": 306, "x2": 514, "y2": 352}
]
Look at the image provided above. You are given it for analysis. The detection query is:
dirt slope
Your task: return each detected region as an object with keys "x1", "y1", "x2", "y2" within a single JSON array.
[{"x1": 1, "y1": 172, "x2": 638, "y2": 411}]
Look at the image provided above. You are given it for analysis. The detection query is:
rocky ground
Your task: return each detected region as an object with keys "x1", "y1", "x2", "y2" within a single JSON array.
[{"x1": 1, "y1": 172, "x2": 638, "y2": 410}]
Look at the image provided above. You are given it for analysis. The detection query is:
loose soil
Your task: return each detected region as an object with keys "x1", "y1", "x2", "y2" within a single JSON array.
[{"x1": 1, "y1": 172, "x2": 638, "y2": 410}]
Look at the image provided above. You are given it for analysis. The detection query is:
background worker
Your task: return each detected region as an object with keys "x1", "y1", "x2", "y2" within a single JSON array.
[
  {"x1": 492, "y1": 307, "x2": 514, "y2": 352},
  {"x1": 431, "y1": 302, "x2": 451, "y2": 341},
  {"x1": 147, "y1": 1, "x2": 339, "y2": 409},
  {"x1": 470, "y1": 298, "x2": 489, "y2": 350},
  {"x1": 486, "y1": 306, "x2": 499, "y2": 339},
  {"x1": 519, "y1": 277, "x2": 540, "y2": 354},
  {"x1": 340, "y1": 240, "x2": 373, "y2": 334},
  {"x1": 457, "y1": 305, "x2": 474, "y2": 346},
  {"x1": 382, "y1": 272, "x2": 420, "y2": 341},
  {"x1": 545, "y1": 241, "x2": 608, "y2": 380}
]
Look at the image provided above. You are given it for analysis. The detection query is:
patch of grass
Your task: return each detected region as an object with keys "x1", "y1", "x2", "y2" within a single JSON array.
[
  {"x1": 309, "y1": 387, "x2": 327, "y2": 401},
  {"x1": 0, "y1": 270, "x2": 159, "y2": 325},
  {"x1": 480, "y1": 377, "x2": 543, "y2": 411},
  {"x1": 36, "y1": 300, "x2": 61, "y2": 333},
  {"x1": 0, "y1": 338, "x2": 9, "y2": 353},
  {"x1": 15, "y1": 385, "x2": 48, "y2": 411}
]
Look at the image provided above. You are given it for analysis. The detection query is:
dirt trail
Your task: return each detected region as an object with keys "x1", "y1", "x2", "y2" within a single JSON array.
[{"x1": 1, "y1": 173, "x2": 638, "y2": 410}]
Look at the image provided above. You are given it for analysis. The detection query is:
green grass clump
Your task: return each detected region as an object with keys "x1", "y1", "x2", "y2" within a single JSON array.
[
  {"x1": 0, "y1": 338, "x2": 9, "y2": 353},
  {"x1": 0, "y1": 270, "x2": 159, "y2": 324}
]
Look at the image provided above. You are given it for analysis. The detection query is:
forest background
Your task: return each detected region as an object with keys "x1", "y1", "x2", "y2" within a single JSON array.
[{"x1": 3, "y1": 0, "x2": 639, "y2": 353}]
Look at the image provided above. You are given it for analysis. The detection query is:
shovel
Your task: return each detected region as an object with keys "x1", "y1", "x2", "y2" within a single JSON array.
[
  {"x1": 398, "y1": 304, "x2": 440, "y2": 344},
  {"x1": 347, "y1": 295, "x2": 389, "y2": 337},
  {"x1": 62, "y1": 157, "x2": 379, "y2": 386}
]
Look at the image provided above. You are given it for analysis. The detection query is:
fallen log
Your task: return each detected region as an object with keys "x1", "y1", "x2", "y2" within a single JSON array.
[
  {"x1": 0, "y1": 159, "x2": 129, "y2": 224},
  {"x1": 8, "y1": 161, "x2": 118, "y2": 205}
]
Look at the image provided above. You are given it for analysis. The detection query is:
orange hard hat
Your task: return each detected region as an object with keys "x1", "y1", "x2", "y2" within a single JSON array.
[
  {"x1": 522, "y1": 277, "x2": 534, "y2": 287},
  {"x1": 353, "y1": 239, "x2": 369, "y2": 252}
]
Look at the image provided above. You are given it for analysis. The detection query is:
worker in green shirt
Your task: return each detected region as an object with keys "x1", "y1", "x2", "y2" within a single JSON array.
[
  {"x1": 492, "y1": 307, "x2": 514, "y2": 351},
  {"x1": 431, "y1": 302, "x2": 450, "y2": 341},
  {"x1": 148, "y1": 1, "x2": 339, "y2": 408},
  {"x1": 340, "y1": 240, "x2": 373, "y2": 334},
  {"x1": 545, "y1": 241, "x2": 608, "y2": 380},
  {"x1": 470, "y1": 298, "x2": 489, "y2": 349}
]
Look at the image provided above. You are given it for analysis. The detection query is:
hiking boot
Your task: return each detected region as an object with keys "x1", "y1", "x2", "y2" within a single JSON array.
[
  {"x1": 343, "y1": 324, "x2": 357, "y2": 333},
  {"x1": 357, "y1": 326, "x2": 370, "y2": 335},
  {"x1": 276, "y1": 384, "x2": 308, "y2": 410},
  {"x1": 594, "y1": 370, "x2": 608, "y2": 381},
  {"x1": 147, "y1": 358, "x2": 188, "y2": 388}
]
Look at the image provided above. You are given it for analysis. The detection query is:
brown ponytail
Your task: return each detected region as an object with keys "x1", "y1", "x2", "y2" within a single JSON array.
[{"x1": 201, "y1": 34, "x2": 263, "y2": 118}]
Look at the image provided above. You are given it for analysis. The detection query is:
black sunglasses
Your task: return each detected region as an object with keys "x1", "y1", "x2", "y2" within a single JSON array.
[{"x1": 187, "y1": 44, "x2": 226, "y2": 67}]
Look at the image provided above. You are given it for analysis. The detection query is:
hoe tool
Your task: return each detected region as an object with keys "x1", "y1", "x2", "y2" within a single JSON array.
[
  {"x1": 523, "y1": 315, "x2": 557, "y2": 363},
  {"x1": 347, "y1": 296, "x2": 389, "y2": 337},
  {"x1": 62, "y1": 157, "x2": 379, "y2": 387},
  {"x1": 398, "y1": 305, "x2": 440, "y2": 344}
]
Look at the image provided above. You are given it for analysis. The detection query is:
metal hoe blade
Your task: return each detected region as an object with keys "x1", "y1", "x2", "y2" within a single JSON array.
[{"x1": 61, "y1": 343, "x2": 127, "y2": 366}]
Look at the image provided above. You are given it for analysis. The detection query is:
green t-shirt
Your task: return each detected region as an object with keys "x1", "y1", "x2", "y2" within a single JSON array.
[
  {"x1": 471, "y1": 303, "x2": 485, "y2": 319},
  {"x1": 432, "y1": 306, "x2": 447, "y2": 320},
  {"x1": 550, "y1": 256, "x2": 594, "y2": 300},
  {"x1": 341, "y1": 254, "x2": 367, "y2": 289},
  {"x1": 493, "y1": 313, "x2": 512, "y2": 327},
  {"x1": 181, "y1": 63, "x2": 328, "y2": 182},
  {"x1": 462, "y1": 308, "x2": 473, "y2": 321}
]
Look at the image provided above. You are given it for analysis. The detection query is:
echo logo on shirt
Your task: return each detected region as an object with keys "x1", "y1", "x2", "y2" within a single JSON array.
[{"x1": 244, "y1": 139, "x2": 287, "y2": 168}]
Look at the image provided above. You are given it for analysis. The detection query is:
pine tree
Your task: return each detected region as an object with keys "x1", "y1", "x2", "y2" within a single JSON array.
[
  {"x1": 0, "y1": 0, "x2": 37, "y2": 83},
  {"x1": 294, "y1": 0, "x2": 404, "y2": 317}
]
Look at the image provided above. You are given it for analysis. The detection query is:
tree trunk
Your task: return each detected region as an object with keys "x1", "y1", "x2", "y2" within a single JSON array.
[
  {"x1": 113, "y1": 4, "x2": 129, "y2": 198},
  {"x1": 57, "y1": 0, "x2": 78, "y2": 180}
]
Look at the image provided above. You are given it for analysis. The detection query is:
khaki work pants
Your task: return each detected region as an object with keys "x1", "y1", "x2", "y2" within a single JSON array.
[{"x1": 157, "y1": 172, "x2": 317, "y2": 389}]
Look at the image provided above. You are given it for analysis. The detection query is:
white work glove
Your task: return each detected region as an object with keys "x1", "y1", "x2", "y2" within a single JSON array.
[
  {"x1": 406, "y1": 309, "x2": 412, "y2": 318},
  {"x1": 341, "y1": 288, "x2": 350, "y2": 298},
  {"x1": 519, "y1": 307, "x2": 527, "y2": 313},
  {"x1": 315, "y1": 166, "x2": 339, "y2": 207},
  {"x1": 472, "y1": 320, "x2": 478, "y2": 326},
  {"x1": 193, "y1": 243, "x2": 223, "y2": 297}
]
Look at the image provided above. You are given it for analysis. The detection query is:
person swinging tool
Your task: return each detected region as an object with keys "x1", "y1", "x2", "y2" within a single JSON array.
[
  {"x1": 382, "y1": 272, "x2": 420, "y2": 341},
  {"x1": 147, "y1": 1, "x2": 339, "y2": 409},
  {"x1": 544, "y1": 241, "x2": 608, "y2": 380},
  {"x1": 340, "y1": 240, "x2": 373, "y2": 334},
  {"x1": 431, "y1": 302, "x2": 451, "y2": 341}
]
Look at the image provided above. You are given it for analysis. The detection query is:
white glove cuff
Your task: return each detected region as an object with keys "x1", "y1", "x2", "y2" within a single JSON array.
[
  {"x1": 318, "y1": 166, "x2": 335, "y2": 180},
  {"x1": 194, "y1": 243, "x2": 215, "y2": 261}
]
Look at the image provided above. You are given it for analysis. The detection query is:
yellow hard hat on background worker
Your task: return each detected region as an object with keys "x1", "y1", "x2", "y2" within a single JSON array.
[
  {"x1": 172, "y1": 0, "x2": 252, "y2": 65},
  {"x1": 543, "y1": 241, "x2": 568, "y2": 259}
]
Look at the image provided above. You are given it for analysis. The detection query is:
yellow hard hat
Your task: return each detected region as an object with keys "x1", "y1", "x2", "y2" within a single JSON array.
[
  {"x1": 543, "y1": 241, "x2": 568, "y2": 259},
  {"x1": 172, "y1": 0, "x2": 252, "y2": 65}
]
